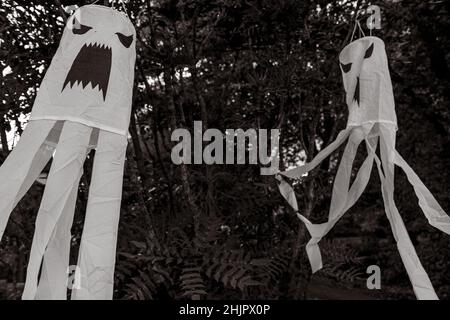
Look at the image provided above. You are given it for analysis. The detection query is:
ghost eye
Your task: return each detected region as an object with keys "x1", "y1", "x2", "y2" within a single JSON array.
[
  {"x1": 116, "y1": 33, "x2": 133, "y2": 48},
  {"x1": 340, "y1": 62, "x2": 352, "y2": 73},
  {"x1": 72, "y1": 17, "x2": 92, "y2": 35},
  {"x1": 364, "y1": 43, "x2": 374, "y2": 59}
]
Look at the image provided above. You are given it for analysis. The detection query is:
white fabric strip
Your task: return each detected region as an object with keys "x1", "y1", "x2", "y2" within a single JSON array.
[
  {"x1": 35, "y1": 129, "x2": 99, "y2": 300},
  {"x1": 22, "y1": 121, "x2": 92, "y2": 300},
  {"x1": 371, "y1": 124, "x2": 438, "y2": 300},
  {"x1": 279, "y1": 130, "x2": 377, "y2": 272},
  {"x1": 278, "y1": 122, "x2": 450, "y2": 299},
  {"x1": 35, "y1": 181, "x2": 79, "y2": 300},
  {"x1": 72, "y1": 129, "x2": 127, "y2": 300},
  {"x1": 394, "y1": 151, "x2": 450, "y2": 234},
  {"x1": 279, "y1": 127, "x2": 353, "y2": 180},
  {"x1": 0, "y1": 120, "x2": 57, "y2": 241}
]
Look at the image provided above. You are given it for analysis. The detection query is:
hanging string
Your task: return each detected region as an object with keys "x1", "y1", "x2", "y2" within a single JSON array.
[
  {"x1": 358, "y1": 20, "x2": 365, "y2": 38},
  {"x1": 349, "y1": 6, "x2": 372, "y2": 44},
  {"x1": 349, "y1": 7, "x2": 360, "y2": 43},
  {"x1": 120, "y1": 1, "x2": 129, "y2": 18},
  {"x1": 350, "y1": 20, "x2": 359, "y2": 43},
  {"x1": 350, "y1": 19, "x2": 366, "y2": 43}
]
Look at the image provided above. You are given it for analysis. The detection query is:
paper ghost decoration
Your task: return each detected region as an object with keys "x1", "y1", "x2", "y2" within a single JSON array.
[
  {"x1": 0, "y1": 5, "x2": 136, "y2": 300},
  {"x1": 277, "y1": 36, "x2": 450, "y2": 300}
]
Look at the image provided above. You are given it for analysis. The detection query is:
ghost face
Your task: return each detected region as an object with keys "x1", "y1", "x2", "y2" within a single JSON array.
[
  {"x1": 339, "y1": 37, "x2": 376, "y2": 108},
  {"x1": 339, "y1": 36, "x2": 396, "y2": 127},
  {"x1": 60, "y1": 6, "x2": 135, "y2": 101}
]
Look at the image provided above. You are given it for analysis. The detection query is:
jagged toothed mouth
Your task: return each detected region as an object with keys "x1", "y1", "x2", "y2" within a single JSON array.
[{"x1": 62, "y1": 42, "x2": 112, "y2": 100}]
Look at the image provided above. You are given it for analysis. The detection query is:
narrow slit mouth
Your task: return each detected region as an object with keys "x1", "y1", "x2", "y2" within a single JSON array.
[{"x1": 353, "y1": 76, "x2": 360, "y2": 107}]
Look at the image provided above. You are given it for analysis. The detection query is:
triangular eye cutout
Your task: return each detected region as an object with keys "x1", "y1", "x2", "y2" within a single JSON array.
[
  {"x1": 72, "y1": 17, "x2": 92, "y2": 35},
  {"x1": 340, "y1": 62, "x2": 352, "y2": 73},
  {"x1": 116, "y1": 33, "x2": 133, "y2": 48},
  {"x1": 364, "y1": 43, "x2": 374, "y2": 59}
]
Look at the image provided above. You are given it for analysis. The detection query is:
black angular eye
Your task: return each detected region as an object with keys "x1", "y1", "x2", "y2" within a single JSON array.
[
  {"x1": 72, "y1": 17, "x2": 92, "y2": 35},
  {"x1": 340, "y1": 62, "x2": 352, "y2": 73},
  {"x1": 116, "y1": 33, "x2": 133, "y2": 48},
  {"x1": 364, "y1": 43, "x2": 374, "y2": 59}
]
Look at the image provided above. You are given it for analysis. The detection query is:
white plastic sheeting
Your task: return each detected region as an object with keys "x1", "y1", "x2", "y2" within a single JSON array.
[
  {"x1": 0, "y1": 5, "x2": 136, "y2": 300},
  {"x1": 277, "y1": 36, "x2": 450, "y2": 300}
]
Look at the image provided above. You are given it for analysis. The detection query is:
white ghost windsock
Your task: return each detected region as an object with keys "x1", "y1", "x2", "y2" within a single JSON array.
[
  {"x1": 0, "y1": 5, "x2": 136, "y2": 300},
  {"x1": 277, "y1": 36, "x2": 450, "y2": 300}
]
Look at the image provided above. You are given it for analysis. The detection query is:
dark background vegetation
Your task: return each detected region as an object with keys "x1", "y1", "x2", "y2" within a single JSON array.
[{"x1": 0, "y1": 0, "x2": 449, "y2": 299}]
